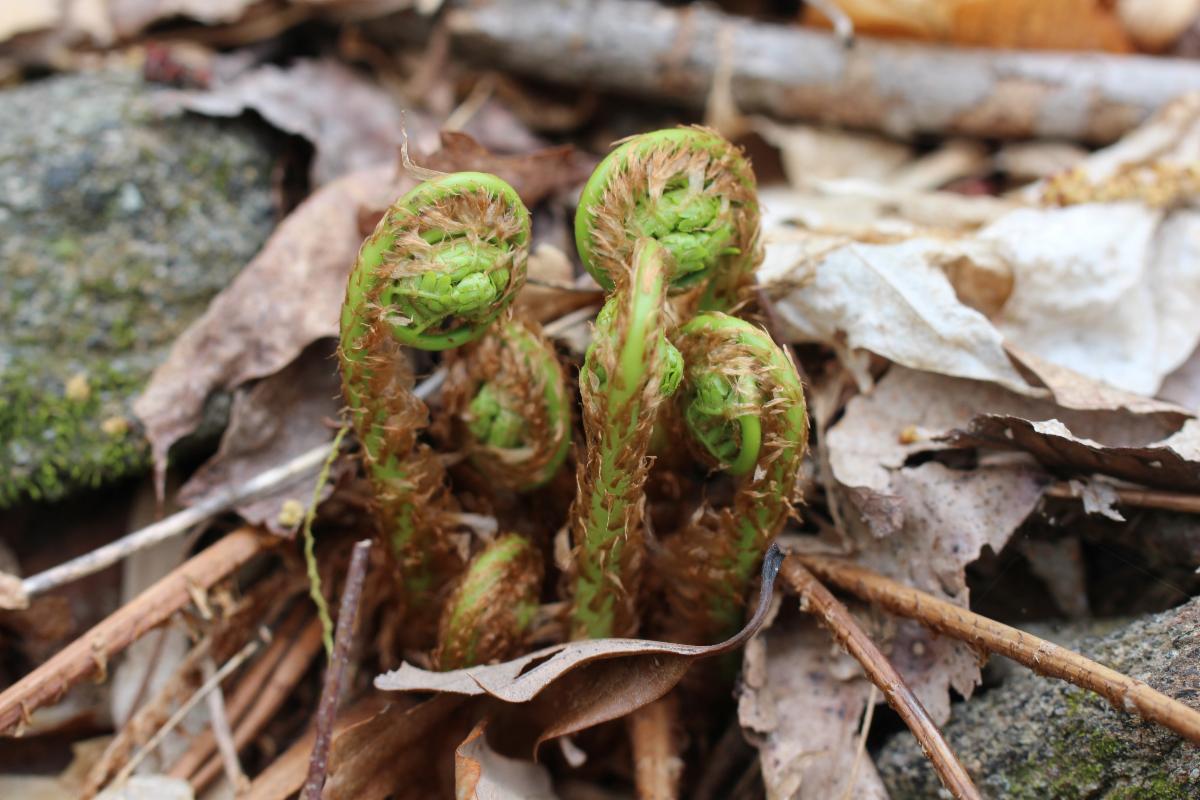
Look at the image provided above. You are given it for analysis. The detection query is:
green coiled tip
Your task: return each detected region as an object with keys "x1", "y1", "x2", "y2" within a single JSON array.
[
  {"x1": 434, "y1": 533, "x2": 543, "y2": 669},
  {"x1": 675, "y1": 313, "x2": 806, "y2": 477},
  {"x1": 574, "y1": 127, "x2": 759, "y2": 303},
  {"x1": 343, "y1": 171, "x2": 530, "y2": 354},
  {"x1": 456, "y1": 319, "x2": 572, "y2": 491}
]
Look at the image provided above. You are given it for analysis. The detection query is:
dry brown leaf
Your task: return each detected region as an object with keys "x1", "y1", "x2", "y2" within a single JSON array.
[
  {"x1": 377, "y1": 546, "x2": 782, "y2": 752},
  {"x1": 424, "y1": 130, "x2": 593, "y2": 205},
  {"x1": 1161, "y1": 345, "x2": 1200, "y2": 412},
  {"x1": 324, "y1": 696, "x2": 468, "y2": 800},
  {"x1": 945, "y1": 416, "x2": 1200, "y2": 492},
  {"x1": 176, "y1": 342, "x2": 342, "y2": 537},
  {"x1": 455, "y1": 721, "x2": 559, "y2": 800},
  {"x1": 169, "y1": 58, "x2": 413, "y2": 186},
  {"x1": 133, "y1": 162, "x2": 404, "y2": 491},
  {"x1": 739, "y1": 612, "x2": 889, "y2": 800}
]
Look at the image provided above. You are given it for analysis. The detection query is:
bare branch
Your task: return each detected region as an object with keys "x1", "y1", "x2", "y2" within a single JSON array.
[
  {"x1": 0, "y1": 528, "x2": 268, "y2": 735},
  {"x1": 796, "y1": 553, "x2": 1200, "y2": 746},
  {"x1": 444, "y1": 0, "x2": 1200, "y2": 143},
  {"x1": 301, "y1": 540, "x2": 372, "y2": 800},
  {"x1": 781, "y1": 557, "x2": 981, "y2": 800}
]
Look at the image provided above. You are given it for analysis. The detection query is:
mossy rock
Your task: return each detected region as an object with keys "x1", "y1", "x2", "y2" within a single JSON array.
[
  {"x1": 877, "y1": 598, "x2": 1200, "y2": 799},
  {"x1": 0, "y1": 68, "x2": 275, "y2": 506}
]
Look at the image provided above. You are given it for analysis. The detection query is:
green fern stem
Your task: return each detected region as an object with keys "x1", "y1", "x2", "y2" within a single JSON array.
[
  {"x1": 569, "y1": 238, "x2": 683, "y2": 640},
  {"x1": 662, "y1": 313, "x2": 808, "y2": 642},
  {"x1": 338, "y1": 172, "x2": 530, "y2": 609}
]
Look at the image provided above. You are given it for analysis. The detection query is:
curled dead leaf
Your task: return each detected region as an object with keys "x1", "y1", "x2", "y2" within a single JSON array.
[{"x1": 376, "y1": 545, "x2": 783, "y2": 753}]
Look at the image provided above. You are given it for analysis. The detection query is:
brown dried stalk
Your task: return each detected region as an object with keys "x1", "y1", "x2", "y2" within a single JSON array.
[
  {"x1": 1046, "y1": 481, "x2": 1200, "y2": 514},
  {"x1": 302, "y1": 539, "x2": 371, "y2": 800},
  {"x1": 0, "y1": 527, "x2": 268, "y2": 735},
  {"x1": 167, "y1": 606, "x2": 312, "y2": 782},
  {"x1": 781, "y1": 558, "x2": 981, "y2": 800},
  {"x1": 795, "y1": 553, "x2": 1200, "y2": 746},
  {"x1": 627, "y1": 695, "x2": 683, "y2": 800},
  {"x1": 188, "y1": 617, "x2": 325, "y2": 792}
]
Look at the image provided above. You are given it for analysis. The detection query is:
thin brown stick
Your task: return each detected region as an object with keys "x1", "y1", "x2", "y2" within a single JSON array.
[
  {"x1": 627, "y1": 694, "x2": 682, "y2": 800},
  {"x1": 110, "y1": 638, "x2": 261, "y2": 788},
  {"x1": 781, "y1": 558, "x2": 981, "y2": 800},
  {"x1": 1046, "y1": 481, "x2": 1200, "y2": 514},
  {"x1": 167, "y1": 605, "x2": 311, "y2": 782},
  {"x1": 301, "y1": 539, "x2": 372, "y2": 800},
  {"x1": 0, "y1": 528, "x2": 267, "y2": 736},
  {"x1": 203, "y1": 657, "x2": 247, "y2": 791},
  {"x1": 797, "y1": 553, "x2": 1200, "y2": 746},
  {"x1": 188, "y1": 617, "x2": 325, "y2": 793}
]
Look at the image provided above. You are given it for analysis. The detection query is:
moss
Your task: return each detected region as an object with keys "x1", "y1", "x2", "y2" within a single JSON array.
[{"x1": 0, "y1": 360, "x2": 148, "y2": 506}]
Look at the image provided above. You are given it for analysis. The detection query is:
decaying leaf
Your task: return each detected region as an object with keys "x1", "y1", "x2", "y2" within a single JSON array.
[
  {"x1": 377, "y1": 546, "x2": 783, "y2": 752},
  {"x1": 176, "y1": 341, "x2": 343, "y2": 536},
  {"x1": 945, "y1": 416, "x2": 1200, "y2": 492},
  {"x1": 324, "y1": 696, "x2": 469, "y2": 800},
  {"x1": 109, "y1": 0, "x2": 255, "y2": 37},
  {"x1": 760, "y1": 236, "x2": 1035, "y2": 393},
  {"x1": 739, "y1": 611, "x2": 888, "y2": 800},
  {"x1": 455, "y1": 721, "x2": 558, "y2": 800}
]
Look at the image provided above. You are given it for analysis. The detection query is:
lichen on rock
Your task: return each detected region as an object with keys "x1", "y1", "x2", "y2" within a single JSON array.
[
  {"x1": 877, "y1": 598, "x2": 1200, "y2": 799},
  {"x1": 0, "y1": 68, "x2": 276, "y2": 506}
]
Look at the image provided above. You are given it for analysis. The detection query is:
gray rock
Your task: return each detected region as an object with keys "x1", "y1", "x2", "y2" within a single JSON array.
[
  {"x1": 0, "y1": 68, "x2": 275, "y2": 506},
  {"x1": 877, "y1": 598, "x2": 1200, "y2": 799}
]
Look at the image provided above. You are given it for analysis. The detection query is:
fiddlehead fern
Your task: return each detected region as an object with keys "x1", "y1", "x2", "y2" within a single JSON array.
[
  {"x1": 338, "y1": 172, "x2": 530, "y2": 610},
  {"x1": 434, "y1": 533, "x2": 543, "y2": 669},
  {"x1": 441, "y1": 318, "x2": 571, "y2": 491},
  {"x1": 658, "y1": 313, "x2": 808, "y2": 643},
  {"x1": 568, "y1": 238, "x2": 683, "y2": 639},
  {"x1": 574, "y1": 126, "x2": 761, "y2": 311}
]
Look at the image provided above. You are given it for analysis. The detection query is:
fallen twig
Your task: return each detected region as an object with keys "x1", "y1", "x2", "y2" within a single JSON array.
[
  {"x1": 110, "y1": 637, "x2": 261, "y2": 789},
  {"x1": 0, "y1": 527, "x2": 268, "y2": 735},
  {"x1": 167, "y1": 606, "x2": 311, "y2": 783},
  {"x1": 443, "y1": 0, "x2": 1200, "y2": 143},
  {"x1": 781, "y1": 558, "x2": 981, "y2": 800},
  {"x1": 302, "y1": 539, "x2": 372, "y2": 800},
  {"x1": 627, "y1": 694, "x2": 683, "y2": 800},
  {"x1": 796, "y1": 553, "x2": 1200, "y2": 746},
  {"x1": 203, "y1": 656, "x2": 247, "y2": 792},
  {"x1": 188, "y1": 617, "x2": 325, "y2": 793}
]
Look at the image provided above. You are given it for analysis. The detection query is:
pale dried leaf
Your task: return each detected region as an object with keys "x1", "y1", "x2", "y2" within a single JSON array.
[
  {"x1": 455, "y1": 721, "x2": 559, "y2": 800},
  {"x1": 986, "y1": 205, "x2": 1200, "y2": 396},
  {"x1": 96, "y1": 775, "x2": 193, "y2": 799},
  {"x1": 109, "y1": 0, "x2": 254, "y2": 37},
  {"x1": 0, "y1": 3, "x2": 59, "y2": 41},
  {"x1": 761, "y1": 236, "x2": 1036, "y2": 393},
  {"x1": 0, "y1": 571, "x2": 29, "y2": 611},
  {"x1": 739, "y1": 616, "x2": 888, "y2": 800}
]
